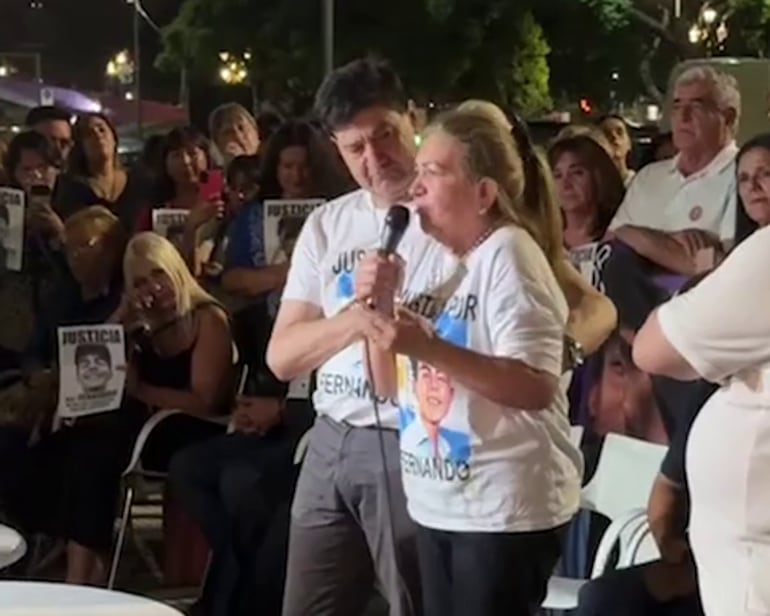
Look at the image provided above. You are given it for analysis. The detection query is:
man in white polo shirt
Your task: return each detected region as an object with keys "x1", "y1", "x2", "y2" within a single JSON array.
[{"x1": 609, "y1": 66, "x2": 740, "y2": 276}]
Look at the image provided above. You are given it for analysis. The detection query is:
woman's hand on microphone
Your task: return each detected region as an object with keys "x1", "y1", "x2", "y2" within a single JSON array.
[{"x1": 354, "y1": 251, "x2": 404, "y2": 309}]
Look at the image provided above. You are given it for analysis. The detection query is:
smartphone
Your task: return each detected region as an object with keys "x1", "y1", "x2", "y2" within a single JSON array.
[
  {"x1": 28, "y1": 184, "x2": 52, "y2": 213},
  {"x1": 199, "y1": 169, "x2": 224, "y2": 203}
]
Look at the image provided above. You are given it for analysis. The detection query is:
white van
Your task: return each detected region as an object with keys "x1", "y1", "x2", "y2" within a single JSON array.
[{"x1": 663, "y1": 57, "x2": 770, "y2": 145}]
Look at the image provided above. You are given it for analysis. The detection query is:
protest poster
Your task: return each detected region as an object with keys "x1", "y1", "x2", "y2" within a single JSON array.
[
  {"x1": 568, "y1": 240, "x2": 613, "y2": 291},
  {"x1": 0, "y1": 186, "x2": 25, "y2": 272},
  {"x1": 56, "y1": 324, "x2": 127, "y2": 418},
  {"x1": 152, "y1": 208, "x2": 189, "y2": 248},
  {"x1": 263, "y1": 199, "x2": 324, "y2": 265},
  {"x1": 567, "y1": 240, "x2": 673, "y2": 446}
]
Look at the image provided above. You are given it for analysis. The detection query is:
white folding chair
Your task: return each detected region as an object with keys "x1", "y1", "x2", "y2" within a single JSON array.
[
  {"x1": 542, "y1": 433, "x2": 667, "y2": 610},
  {"x1": 107, "y1": 357, "x2": 244, "y2": 589}
]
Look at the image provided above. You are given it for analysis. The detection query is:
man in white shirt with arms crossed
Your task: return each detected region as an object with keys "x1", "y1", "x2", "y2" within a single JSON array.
[
  {"x1": 610, "y1": 66, "x2": 740, "y2": 275},
  {"x1": 602, "y1": 66, "x2": 740, "y2": 331}
]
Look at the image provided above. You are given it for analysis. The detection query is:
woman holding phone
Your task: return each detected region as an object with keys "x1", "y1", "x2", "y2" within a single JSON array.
[
  {"x1": 153, "y1": 127, "x2": 226, "y2": 276},
  {"x1": 363, "y1": 108, "x2": 582, "y2": 616}
]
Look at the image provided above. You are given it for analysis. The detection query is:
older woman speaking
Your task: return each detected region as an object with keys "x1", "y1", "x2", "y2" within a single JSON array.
[{"x1": 362, "y1": 108, "x2": 583, "y2": 616}]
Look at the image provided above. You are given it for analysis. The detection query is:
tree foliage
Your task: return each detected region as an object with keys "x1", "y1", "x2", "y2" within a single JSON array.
[{"x1": 157, "y1": 0, "x2": 553, "y2": 115}]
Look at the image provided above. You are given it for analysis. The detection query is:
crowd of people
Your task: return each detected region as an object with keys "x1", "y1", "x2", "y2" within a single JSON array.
[{"x1": 0, "y1": 55, "x2": 764, "y2": 616}]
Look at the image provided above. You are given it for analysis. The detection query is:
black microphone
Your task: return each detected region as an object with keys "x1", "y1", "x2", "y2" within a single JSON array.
[
  {"x1": 379, "y1": 204, "x2": 410, "y2": 255},
  {"x1": 367, "y1": 205, "x2": 410, "y2": 312}
]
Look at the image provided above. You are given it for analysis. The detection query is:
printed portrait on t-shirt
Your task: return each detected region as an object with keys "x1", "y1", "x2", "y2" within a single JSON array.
[
  {"x1": 74, "y1": 343, "x2": 113, "y2": 395},
  {"x1": 399, "y1": 312, "x2": 471, "y2": 466}
]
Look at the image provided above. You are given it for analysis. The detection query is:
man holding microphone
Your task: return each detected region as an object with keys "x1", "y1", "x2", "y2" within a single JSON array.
[{"x1": 267, "y1": 57, "x2": 426, "y2": 616}]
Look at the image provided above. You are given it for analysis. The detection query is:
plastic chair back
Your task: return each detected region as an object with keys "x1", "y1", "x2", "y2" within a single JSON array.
[{"x1": 581, "y1": 432, "x2": 666, "y2": 521}]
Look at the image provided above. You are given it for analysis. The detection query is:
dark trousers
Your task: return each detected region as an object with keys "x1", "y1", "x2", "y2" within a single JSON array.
[
  {"x1": 416, "y1": 523, "x2": 564, "y2": 616},
  {"x1": 574, "y1": 562, "x2": 704, "y2": 616},
  {"x1": 168, "y1": 401, "x2": 310, "y2": 616}
]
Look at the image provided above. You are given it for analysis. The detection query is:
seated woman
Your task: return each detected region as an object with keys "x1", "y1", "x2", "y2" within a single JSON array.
[
  {"x1": 0, "y1": 131, "x2": 65, "y2": 369},
  {"x1": 221, "y1": 122, "x2": 353, "y2": 356},
  {"x1": 152, "y1": 127, "x2": 226, "y2": 275},
  {"x1": 4, "y1": 232, "x2": 234, "y2": 586},
  {"x1": 548, "y1": 135, "x2": 625, "y2": 252},
  {"x1": 0, "y1": 206, "x2": 124, "y2": 493},
  {"x1": 53, "y1": 113, "x2": 150, "y2": 233},
  {"x1": 363, "y1": 108, "x2": 583, "y2": 616}
]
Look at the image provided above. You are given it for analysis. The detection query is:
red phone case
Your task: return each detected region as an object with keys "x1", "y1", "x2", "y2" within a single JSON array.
[{"x1": 199, "y1": 169, "x2": 224, "y2": 202}]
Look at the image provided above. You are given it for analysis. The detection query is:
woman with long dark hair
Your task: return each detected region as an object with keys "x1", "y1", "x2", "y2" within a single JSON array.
[
  {"x1": 53, "y1": 113, "x2": 149, "y2": 232},
  {"x1": 220, "y1": 121, "x2": 352, "y2": 304},
  {"x1": 257, "y1": 120, "x2": 353, "y2": 200}
]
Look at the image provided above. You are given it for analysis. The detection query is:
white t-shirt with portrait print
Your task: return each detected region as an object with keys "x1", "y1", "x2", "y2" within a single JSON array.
[
  {"x1": 280, "y1": 188, "x2": 439, "y2": 428},
  {"x1": 395, "y1": 225, "x2": 583, "y2": 533}
]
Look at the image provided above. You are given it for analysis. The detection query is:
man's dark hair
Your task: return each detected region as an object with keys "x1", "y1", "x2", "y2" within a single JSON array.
[
  {"x1": 75, "y1": 343, "x2": 112, "y2": 369},
  {"x1": 226, "y1": 154, "x2": 261, "y2": 187},
  {"x1": 314, "y1": 57, "x2": 408, "y2": 132},
  {"x1": 25, "y1": 106, "x2": 71, "y2": 128}
]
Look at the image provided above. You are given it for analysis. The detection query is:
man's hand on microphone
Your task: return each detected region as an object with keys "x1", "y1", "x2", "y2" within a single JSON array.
[{"x1": 354, "y1": 251, "x2": 404, "y2": 311}]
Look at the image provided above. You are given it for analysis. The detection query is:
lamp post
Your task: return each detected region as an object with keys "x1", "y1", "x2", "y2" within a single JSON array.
[{"x1": 322, "y1": 0, "x2": 334, "y2": 76}]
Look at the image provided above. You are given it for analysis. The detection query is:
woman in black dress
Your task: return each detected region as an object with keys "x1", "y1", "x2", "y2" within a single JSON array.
[
  {"x1": 6, "y1": 232, "x2": 234, "y2": 585},
  {"x1": 53, "y1": 113, "x2": 151, "y2": 233}
]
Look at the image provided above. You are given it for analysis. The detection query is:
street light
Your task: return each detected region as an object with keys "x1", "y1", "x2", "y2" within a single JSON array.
[
  {"x1": 702, "y1": 6, "x2": 718, "y2": 25},
  {"x1": 105, "y1": 50, "x2": 135, "y2": 84},
  {"x1": 218, "y1": 52, "x2": 250, "y2": 85}
]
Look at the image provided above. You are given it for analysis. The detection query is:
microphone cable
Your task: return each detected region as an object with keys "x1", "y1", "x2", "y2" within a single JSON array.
[{"x1": 364, "y1": 336, "x2": 417, "y2": 616}]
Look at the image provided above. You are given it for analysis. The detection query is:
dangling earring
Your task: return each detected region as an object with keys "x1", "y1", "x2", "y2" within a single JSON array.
[{"x1": 479, "y1": 208, "x2": 488, "y2": 217}]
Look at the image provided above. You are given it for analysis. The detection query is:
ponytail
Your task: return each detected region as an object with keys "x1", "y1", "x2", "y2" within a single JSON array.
[{"x1": 509, "y1": 112, "x2": 565, "y2": 278}]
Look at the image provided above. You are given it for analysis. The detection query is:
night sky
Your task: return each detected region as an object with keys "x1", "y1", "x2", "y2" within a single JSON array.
[{"x1": 0, "y1": 0, "x2": 182, "y2": 97}]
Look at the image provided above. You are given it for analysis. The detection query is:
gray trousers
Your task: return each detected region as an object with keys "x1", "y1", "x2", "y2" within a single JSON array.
[{"x1": 282, "y1": 415, "x2": 422, "y2": 616}]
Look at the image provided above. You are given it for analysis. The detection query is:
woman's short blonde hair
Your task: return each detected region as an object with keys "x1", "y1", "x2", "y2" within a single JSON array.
[
  {"x1": 425, "y1": 109, "x2": 564, "y2": 274},
  {"x1": 123, "y1": 232, "x2": 216, "y2": 317},
  {"x1": 457, "y1": 100, "x2": 513, "y2": 133},
  {"x1": 208, "y1": 103, "x2": 256, "y2": 140},
  {"x1": 64, "y1": 205, "x2": 120, "y2": 238}
]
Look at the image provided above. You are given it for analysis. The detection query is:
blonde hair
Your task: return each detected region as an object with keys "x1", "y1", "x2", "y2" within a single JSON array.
[
  {"x1": 124, "y1": 232, "x2": 216, "y2": 317},
  {"x1": 425, "y1": 109, "x2": 564, "y2": 274},
  {"x1": 64, "y1": 205, "x2": 120, "y2": 238},
  {"x1": 457, "y1": 100, "x2": 513, "y2": 132},
  {"x1": 208, "y1": 103, "x2": 256, "y2": 139}
]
